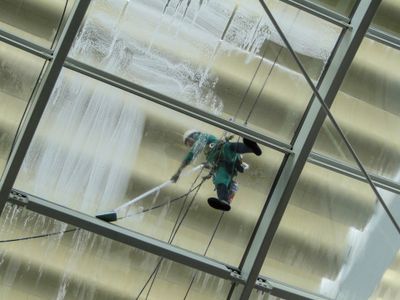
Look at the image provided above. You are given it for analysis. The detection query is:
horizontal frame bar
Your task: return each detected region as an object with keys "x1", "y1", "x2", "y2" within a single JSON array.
[
  {"x1": 8, "y1": 189, "x2": 239, "y2": 282},
  {"x1": 366, "y1": 27, "x2": 400, "y2": 51},
  {"x1": 2, "y1": 1, "x2": 400, "y2": 61},
  {"x1": 0, "y1": 28, "x2": 53, "y2": 60},
  {"x1": 258, "y1": 276, "x2": 333, "y2": 300},
  {"x1": 64, "y1": 58, "x2": 293, "y2": 154},
  {"x1": 308, "y1": 152, "x2": 400, "y2": 195},
  {"x1": 279, "y1": 0, "x2": 351, "y2": 28},
  {"x1": 8, "y1": 188, "x2": 327, "y2": 300}
]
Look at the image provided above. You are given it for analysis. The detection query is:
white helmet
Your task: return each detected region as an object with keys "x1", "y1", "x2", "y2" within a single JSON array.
[{"x1": 183, "y1": 129, "x2": 199, "y2": 144}]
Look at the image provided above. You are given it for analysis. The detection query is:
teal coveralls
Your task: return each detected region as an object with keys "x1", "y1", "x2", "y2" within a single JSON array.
[{"x1": 183, "y1": 133, "x2": 239, "y2": 188}]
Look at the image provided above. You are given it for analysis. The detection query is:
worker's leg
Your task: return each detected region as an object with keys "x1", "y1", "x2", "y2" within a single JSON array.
[
  {"x1": 216, "y1": 183, "x2": 229, "y2": 202},
  {"x1": 229, "y1": 139, "x2": 262, "y2": 156},
  {"x1": 207, "y1": 167, "x2": 232, "y2": 211},
  {"x1": 207, "y1": 183, "x2": 230, "y2": 211}
]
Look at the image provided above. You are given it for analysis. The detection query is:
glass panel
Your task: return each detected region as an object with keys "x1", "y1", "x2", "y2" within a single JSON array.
[
  {"x1": 307, "y1": 0, "x2": 357, "y2": 16},
  {"x1": 0, "y1": 203, "x2": 233, "y2": 299},
  {"x1": 0, "y1": 42, "x2": 46, "y2": 180},
  {"x1": 370, "y1": 252, "x2": 400, "y2": 300},
  {"x1": 0, "y1": 0, "x2": 75, "y2": 49},
  {"x1": 372, "y1": 0, "x2": 400, "y2": 38},
  {"x1": 14, "y1": 67, "x2": 284, "y2": 267},
  {"x1": 368, "y1": 188, "x2": 400, "y2": 300},
  {"x1": 261, "y1": 163, "x2": 377, "y2": 297},
  {"x1": 313, "y1": 38, "x2": 400, "y2": 182},
  {"x1": 319, "y1": 189, "x2": 400, "y2": 299},
  {"x1": 69, "y1": 0, "x2": 340, "y2": 143},
  {"x1": 261, "y1": 116, "x2": 400, "y2": 299}
]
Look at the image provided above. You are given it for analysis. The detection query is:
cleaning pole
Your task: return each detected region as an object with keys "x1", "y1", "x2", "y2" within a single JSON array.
[{"x1": 96, "y1": 164, "x2": 204, "y2": 222}]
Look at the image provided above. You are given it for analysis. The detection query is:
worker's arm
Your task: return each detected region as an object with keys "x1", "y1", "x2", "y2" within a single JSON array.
[
  {"x1": 170, "y1": 159, "x2": 190, "y2": 183},
  {"x1": 171, "y1": 134, "x2": 210, "y2": 183}
]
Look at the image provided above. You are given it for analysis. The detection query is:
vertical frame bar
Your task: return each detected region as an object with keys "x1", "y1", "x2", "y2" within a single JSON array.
[{"x1": 234, "y1": 1, "x2": 382, "y2": 299}]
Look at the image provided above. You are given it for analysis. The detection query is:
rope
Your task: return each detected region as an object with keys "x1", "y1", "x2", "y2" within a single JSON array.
[
  {"x1": 217, "y1": 17, "x2": 281, "y2": 193},
  {"x1": 139, "y1": 180, "x2": 205, "y2": 300},
  {"x1": 119, "y1": 182, "x2": 204, "y2": 219},
  {"x1": 143, "y1": 176, "x2": 206, "y2": 299},
  {"x1": 0, "y1": 182, "x2": 206, "y2": 244},
  {"x1": 135, "y1": 170, "x2": 206, "y2": 300},
  {"x1": 233, "y1": 45, "x2": 270, "y2": 122},
  {"x1": 183, "y1": 212, "x2": 224, "y2": 299},
  {"x1": 50, "y1": 0, "x2": 70, "y2": 49},
  {"x1": 169, "y1": 169, "x2": 205, "y2": 244},
  {"x1": 244, "y1": 45, "x2": 283, "y2": 125},
  {"x1": 0, "y1": 228, "x2": 77, "y2": 243},
  {"x1": 143, "y1": 178, "x2": 206, "y2": 300}
]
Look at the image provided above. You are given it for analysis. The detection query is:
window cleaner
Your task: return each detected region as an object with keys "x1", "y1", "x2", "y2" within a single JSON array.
[{"x1": 171, "y1": 129, "x2": 261, "y2": 211}]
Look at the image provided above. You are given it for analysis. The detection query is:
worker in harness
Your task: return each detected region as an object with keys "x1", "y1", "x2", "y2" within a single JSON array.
[{"x1": 171, "y1": 129, "x2": 262, "y2": 211}]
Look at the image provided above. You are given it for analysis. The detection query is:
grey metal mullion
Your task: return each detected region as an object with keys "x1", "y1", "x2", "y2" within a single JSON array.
[
  {"x1": 367, "y1": 27, "x2": 400, "y2": 51},
  {"x1": 63, "y1": 58, "x2": 293, "y2": 155},
  {"x1": 235, "y1": 1, "x2": 382, "y2": 299},
  {"x1": 279, "y1": 0, "x2": 351, "y2": 28},
  {"x1": 0, "y1": 28, "x2": 53, "y2": 60},
  {"x1": 0, "y1": 0, "x2": 91, "y2": 215},
  {"x1": 257, "y1": 276, "x2": 332, "y2": 300},
  {"x1": 7, "y1": 189, "x2": 237, "y2": 282},
  {"x1": 309, "y1": 152, "x2": 400, "y2": 195}
]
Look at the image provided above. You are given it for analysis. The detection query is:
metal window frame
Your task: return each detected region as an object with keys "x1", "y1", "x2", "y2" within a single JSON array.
[
  {"x1": 0, "y1": 0, "x2": 398, "y2": 299},
  {"x1": 367, "y1": 27, "x2": 400, "y2": 51},
  {"x1": 278, "y1": 0, "x2": 351, "y2": 27},
  {"x1": 309, "y1": 152, "x2": 400, "y2": 195},
  {"x1": 256, "y1": 275, "x2": 333, "y2": 300},
  {"x1": 63, "y1": 58, "x2": 292, "y2": 154},
  {"x1": 0, "y1": 28, "x2": 53, "y2": 60}
]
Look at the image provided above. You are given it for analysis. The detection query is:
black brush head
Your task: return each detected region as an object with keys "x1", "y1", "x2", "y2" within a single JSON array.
[{"x1": 96, "y1": 211, "x2": 117, "y2": 222}]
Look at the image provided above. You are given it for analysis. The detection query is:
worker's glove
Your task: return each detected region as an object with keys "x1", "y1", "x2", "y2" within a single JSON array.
[
  {"x1": 171, "y1": 171, "x2": 181, "y2": 183},
  {"x1": 202, "y1": 173, "x2": 212, "y2": 180},
  {"x1": 202, "y1": 162, "x2": 212, "y2": 169}
]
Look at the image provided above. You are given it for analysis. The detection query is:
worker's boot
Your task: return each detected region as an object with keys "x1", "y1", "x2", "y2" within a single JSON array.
[
  {"x1": 207, "y1": 197, "x2": 231, "y2": 211},
  {"x1": 207, "y1": 184, "x2": 231, "y2": 211},
  {"x1": 243, "y1": 138, "x2": 262, "y2": 156}
]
